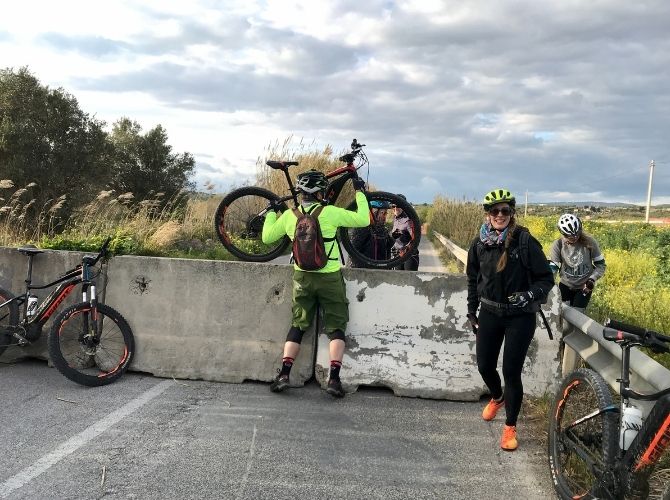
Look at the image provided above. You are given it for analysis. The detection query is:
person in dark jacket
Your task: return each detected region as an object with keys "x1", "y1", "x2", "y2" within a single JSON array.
[
  {"x1": 348, "y1": 200, "x2": 394, "y2": 268},
  {"x1": 391, "y1": 194, "x2": 419, "y2": 271},
  {"x1": 465, "y1": 188, "x2": 554, "y2": 452}
]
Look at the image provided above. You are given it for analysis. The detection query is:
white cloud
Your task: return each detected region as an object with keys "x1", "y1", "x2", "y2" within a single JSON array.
[{"x1": 1, "y1": 0, "x2": 669, "y2": 203}]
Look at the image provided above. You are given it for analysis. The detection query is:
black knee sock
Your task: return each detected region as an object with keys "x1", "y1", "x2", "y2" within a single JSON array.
[
  {"x1": 329, "y1": 360, "x2": 342, "y2": 380},
  {"x1": 280, "y1": 357, "x2": 294, "y2": 377}
]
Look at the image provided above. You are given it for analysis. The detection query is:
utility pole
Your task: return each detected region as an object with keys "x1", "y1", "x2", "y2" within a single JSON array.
[
  {"x1": 645, "y1": 160, "x2": 655, "y2": 223},
  {"x1": 524, "y1": 190, "x2": 528, "y2": 218}
]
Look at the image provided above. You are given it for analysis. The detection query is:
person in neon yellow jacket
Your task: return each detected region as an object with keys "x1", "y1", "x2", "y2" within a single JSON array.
[{"x1": 262, "y1": 170, "x2": 369, "y2": 397}]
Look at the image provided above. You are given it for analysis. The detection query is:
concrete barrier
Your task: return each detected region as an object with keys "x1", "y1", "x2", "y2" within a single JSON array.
[
  {"x1": 1, "y1": 248, "x2": 561, "y2": 399},
  {"x1": 314, "y1": 268, "x2": 562, "y2": 400},
  {"x1": 103, "y1": 256, "x2": 314, "y2": 385}
]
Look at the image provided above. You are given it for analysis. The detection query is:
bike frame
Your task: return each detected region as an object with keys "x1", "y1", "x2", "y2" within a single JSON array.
[
  {"x1": 274, "y1": 161, "x2": 361, "y2": 209},
  {"x1": 0, "y1": 253, "x2": 99, "y2": 343}
]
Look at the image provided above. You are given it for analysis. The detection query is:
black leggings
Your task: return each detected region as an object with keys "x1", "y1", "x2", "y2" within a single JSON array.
[
  {"x1": 558, "y1": 282, "x2": 591, "y2": 308},
  {"x1": 476, "y1": 308, "x2": 536, "y2": 426},
  {"x1": 394, "y1": 253, "x2": 419, "y2": 271}
]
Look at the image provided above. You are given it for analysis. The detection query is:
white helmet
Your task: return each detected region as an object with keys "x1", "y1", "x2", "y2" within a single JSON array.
[{"x1": 558, "y1": 213, "x2": 582, "y2": 237}]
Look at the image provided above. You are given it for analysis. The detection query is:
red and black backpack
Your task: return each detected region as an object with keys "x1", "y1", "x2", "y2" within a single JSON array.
[{"x1": 292, "y1": 205, "x2": 337, "y2": 271}]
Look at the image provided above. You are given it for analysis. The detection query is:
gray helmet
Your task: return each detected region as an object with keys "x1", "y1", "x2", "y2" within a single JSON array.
[{"x1": 296, "y1": 170, "x2": 328, "y2": 194}]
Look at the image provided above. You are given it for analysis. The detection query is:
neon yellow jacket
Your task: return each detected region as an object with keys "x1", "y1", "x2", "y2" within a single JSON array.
[{"x1": 262, "y1": 191, "x2": 370, "y2": 273}]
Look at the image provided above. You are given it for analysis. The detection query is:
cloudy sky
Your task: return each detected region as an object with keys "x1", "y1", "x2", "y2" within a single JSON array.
[{"x1": 1, "y1": 0, "x2": 669, "y2": 204}]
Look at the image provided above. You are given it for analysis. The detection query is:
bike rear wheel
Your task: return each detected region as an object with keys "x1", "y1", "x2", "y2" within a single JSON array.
[
  {"x1": 340, "y1": 191, "x2": 422, "y2": 269},
  {"x1": 0, "y1": 286, "x2": 19, "y2": 357},
  {"x1": 214, "y1": 186, "x2": 291, "y2": 262},
  {"x1": 48, "y1": 302, "x2": 135, "y2": 386},
  {"x1": 548, "y1": 368, "x2": 618, "y2": 499}
]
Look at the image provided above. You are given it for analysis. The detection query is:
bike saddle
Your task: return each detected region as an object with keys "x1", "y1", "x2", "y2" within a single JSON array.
[
  {"x1": 266, "y1": 160, "x2": 299, "y2": 170},
  {"x1": 18, "y1": 246, "x2": 44, "y2": 256}
]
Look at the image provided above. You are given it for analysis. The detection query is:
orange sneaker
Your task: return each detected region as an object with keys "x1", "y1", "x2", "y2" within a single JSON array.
[
  {"x1": 501, "y1": 425, "x2": 518, "y2": 451},
  {"x1": 482, "y1": 398, "x2": 505, "y2": 421}
]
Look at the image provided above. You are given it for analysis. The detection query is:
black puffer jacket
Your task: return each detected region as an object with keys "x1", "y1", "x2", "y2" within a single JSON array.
[{"x1": 466, "y1": 226, "x2": 554, "y2": 315}]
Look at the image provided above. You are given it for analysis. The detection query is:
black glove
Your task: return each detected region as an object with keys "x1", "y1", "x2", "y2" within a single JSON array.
[
  {"x1": 508, "y1": 290, "x2": 534, "y2": 308},
  {"x1": 391, "y1": 229, "x2": 402, "y2": 239},
  {"x1": 467, "y1": 313, "x2": 479, "y2": 334},
  {"x1": 268, "y1": 199, "x2": 283, "y2": 213},
  {"x1": 352, "y1": 177, "x2": 366, "y2": 191},
  {"x1": 582, "y1": 278, "x2": 595, "y2": 295}
]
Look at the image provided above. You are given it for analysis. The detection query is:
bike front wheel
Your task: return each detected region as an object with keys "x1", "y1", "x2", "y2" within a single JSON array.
[
  {"x1": 214, "y1": 186, "x2": 291, "y2": 262},
  {"x1": 48, "y1": 302, "x2": 135, "y2": 386},
  {"x1": 340, "y1": 191, "x2": 422, "y2": 269},
  {"x1": 548, "y1": 368, "x2": 618, "y2": 499},
  {"x1": 0, "y1": 286, "x2": 19, "y2": 357}
]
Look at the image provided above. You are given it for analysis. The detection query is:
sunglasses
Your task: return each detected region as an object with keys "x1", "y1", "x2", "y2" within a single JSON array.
[
  {"x1": 391, "y1": 204, "x2": 398, "y2": 208},
  {"x1": 488, "y1": 207, "x2": 512, "y2": 216}
]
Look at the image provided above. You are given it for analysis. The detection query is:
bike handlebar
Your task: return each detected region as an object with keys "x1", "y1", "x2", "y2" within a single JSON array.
[
  {"x1": 89, "y1": 237, "x2": 112, "y2": 266},
  {"x1": 603, "y1": 318, "x2": 670, "y2": 354}
]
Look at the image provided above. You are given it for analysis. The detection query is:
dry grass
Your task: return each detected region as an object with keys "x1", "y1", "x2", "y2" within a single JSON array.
[
  {"x1": 254, "y1": 136, "x2": 357, "y2": 208},
  {"x1": 0, "y1": 180, "x2": 67, "y2": 244},
  {"x1": 428, "y1": 196, "x2": 483, "y2": 248}
]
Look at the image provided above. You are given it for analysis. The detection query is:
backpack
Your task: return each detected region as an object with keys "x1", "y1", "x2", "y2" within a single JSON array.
[{"x1": 291, "y1": 205, "x2": 337, "y2": 271}]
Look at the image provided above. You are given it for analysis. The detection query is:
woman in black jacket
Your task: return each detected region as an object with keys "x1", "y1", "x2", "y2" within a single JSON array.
[{"x1": 465, "y1": 188, "x2": 553, "y2": 451}]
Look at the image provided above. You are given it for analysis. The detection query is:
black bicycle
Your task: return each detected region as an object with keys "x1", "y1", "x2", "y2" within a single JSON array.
[
  {"x1": 548, "y1": 318, "x2": 670, "y2": 499},
  {"x1": 214, "y1": 139, "x2": 421, "y2": 269},
  {"x1": 0, "y1": 238, "x2": 135, "y2": 386}
]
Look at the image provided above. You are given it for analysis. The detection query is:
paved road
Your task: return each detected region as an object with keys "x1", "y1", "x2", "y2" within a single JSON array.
[
  {"x1": 1, "y1": 360, "x2": 555, "y2": 500},
  {"x1": 417, "y1": 235, "x2": 446, "y2": 273}
]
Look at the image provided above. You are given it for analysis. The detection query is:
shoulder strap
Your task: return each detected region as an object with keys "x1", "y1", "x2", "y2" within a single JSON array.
[{"x1": 518, "y1": 229, "x2": 531, "y2": 270}]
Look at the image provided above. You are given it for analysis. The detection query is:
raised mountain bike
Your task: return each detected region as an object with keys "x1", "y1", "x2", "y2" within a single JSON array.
[
  {"x1": 548, "y1": 318, "x2": 670, "y2": 499},
  {"x1": 0, "y1": 238, "x2": 135, "y2": 386},
  {"x1": 214, "y1": 139, "x2": 421, "y2": 269}
]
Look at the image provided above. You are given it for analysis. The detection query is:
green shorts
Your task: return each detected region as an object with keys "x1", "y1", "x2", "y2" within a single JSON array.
[{"x1": 291, "y1": 269, "x2": 349, "y2": 334}]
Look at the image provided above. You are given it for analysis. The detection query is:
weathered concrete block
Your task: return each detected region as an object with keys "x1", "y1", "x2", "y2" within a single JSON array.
[
  {"x1": 315, "y1": 268, "x2": 562, "y2": 400},
  {"x1": 104, "y1": 256, "x2": 314, "y2": 385}
]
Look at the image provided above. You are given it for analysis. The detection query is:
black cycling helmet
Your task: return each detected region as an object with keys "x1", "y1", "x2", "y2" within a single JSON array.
[{"x1": 296, "y1": 170, "x2": 328, "y2": 194}]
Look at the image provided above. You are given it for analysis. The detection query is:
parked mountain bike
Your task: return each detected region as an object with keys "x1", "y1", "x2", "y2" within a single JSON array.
[
  {"x1": 0, "y1": 238, "x2": 134, "y2": 386},
  {"x1": 548, "y1": 318, "x2": 670, "y2": 499},
  {"x1": 214, "y1": 139, "x2": 421, "y2": 269}
]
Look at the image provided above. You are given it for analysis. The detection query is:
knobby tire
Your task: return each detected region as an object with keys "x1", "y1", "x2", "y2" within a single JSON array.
[
  {"x1": 48, "y1": 302, "x2": 135, "y2": 386},
  {"x1": 548, "y1": 368, "x2": 618, "y2": 500},
  {"x1": 340, "y1": 191, "x2": 422, "y2": 269},
  {"x1": 0, "y1": 286, "x2": 19, "y2": 357},
  {"x1": 214, "y1": 186, "x2": 290, "y2": 262}
]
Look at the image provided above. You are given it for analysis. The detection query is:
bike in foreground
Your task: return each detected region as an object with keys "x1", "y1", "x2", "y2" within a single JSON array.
[{"x1": 548, "y1": 318, "x2": 670, "y2": 499}]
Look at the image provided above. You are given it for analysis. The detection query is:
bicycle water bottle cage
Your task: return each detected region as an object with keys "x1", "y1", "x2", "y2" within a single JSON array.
[
  {"x1": 18, "y1": 246, "x2": 43, "y2": 257},
  {"x1": 266, "y1": 160, "x2": 299, "y2": 170}
]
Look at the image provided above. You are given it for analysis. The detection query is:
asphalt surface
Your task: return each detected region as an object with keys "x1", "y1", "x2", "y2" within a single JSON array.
[{"x1": 0, "y1": 360, "x2": 555, "y2": 500}]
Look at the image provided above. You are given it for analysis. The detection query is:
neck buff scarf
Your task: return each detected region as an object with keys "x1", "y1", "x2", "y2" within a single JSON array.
[{"x1": 479, "y1": 222, "x2": 509, "y2": 246}]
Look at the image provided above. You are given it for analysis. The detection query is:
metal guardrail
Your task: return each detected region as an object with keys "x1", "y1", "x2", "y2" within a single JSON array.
[
  {"x1": 433, "y1": 231, "x2": 468, "y2": 264},
  {"x1": 432, "y1": 230, "x2": 670, "y2": 416}
]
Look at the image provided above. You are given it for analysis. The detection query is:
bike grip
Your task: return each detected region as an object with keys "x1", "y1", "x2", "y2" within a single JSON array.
[
  {"x1": 603, "y1": 327, "x2": 641, "y2": 342},
  {"x1": 605, "y1": 318, "x2": 646, "y2": 337}
]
